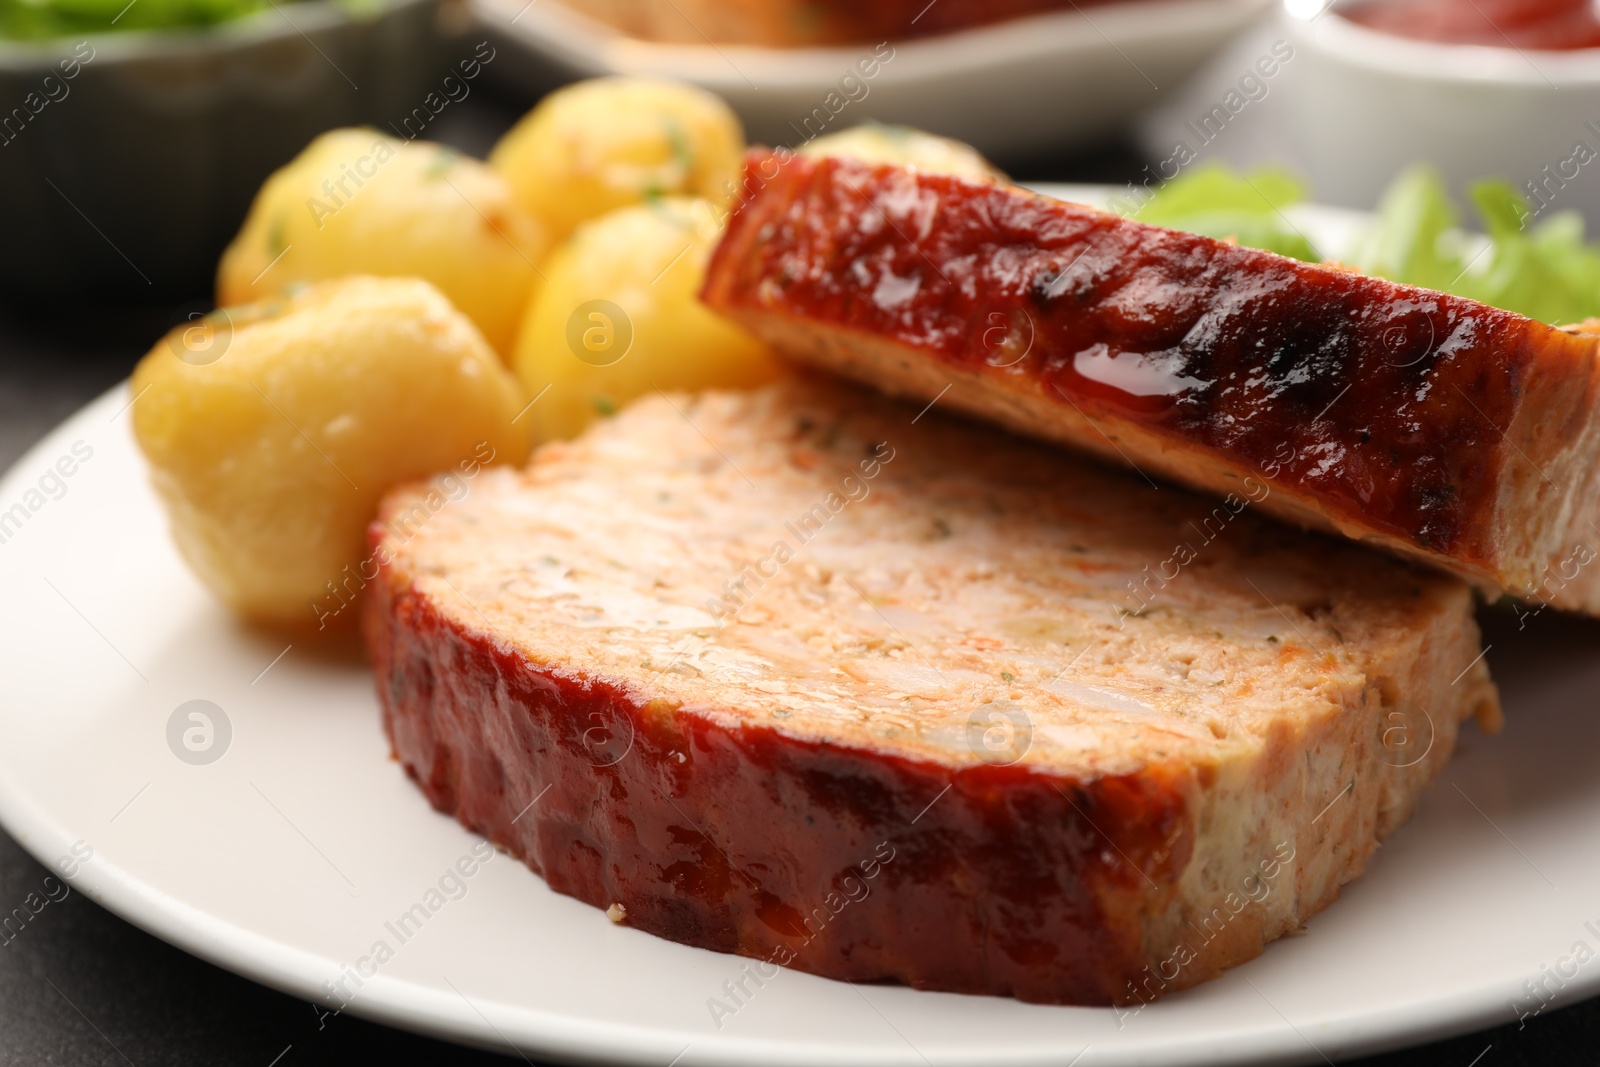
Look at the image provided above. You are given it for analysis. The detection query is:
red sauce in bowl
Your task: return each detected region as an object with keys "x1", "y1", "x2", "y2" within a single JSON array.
[{"x1": 1338, "y1": 0, "x2": 1600, "y2": 49}]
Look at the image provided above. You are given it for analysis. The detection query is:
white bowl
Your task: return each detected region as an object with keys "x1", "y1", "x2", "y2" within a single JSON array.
[
  {"x1": 1133, "y1": 2, "x2": 1600, "y2": 227},
  {"x1": 1278, "y1": 1, "x2": 1600, "y2": 225},
  {"x1": 472, "y1": 0, "x2": 1274, "y2": 162}
]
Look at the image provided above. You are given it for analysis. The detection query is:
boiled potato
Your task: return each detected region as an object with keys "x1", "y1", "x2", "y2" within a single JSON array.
[
  {"x1": 800, "y1": 123, "x2": 1007, "y2": 182},
  {"x1": 216, "y1": 129, "x2": 548, "y2": 358},
  {"x1": 132, "y1": 277, "x2": 532, "y2": 629},
  {"x1": 490, "y1": 77, "x2": 745, "y2": 243},
  {"x1": 512, "y1": 197, "x2": 780, "y2": 442}
]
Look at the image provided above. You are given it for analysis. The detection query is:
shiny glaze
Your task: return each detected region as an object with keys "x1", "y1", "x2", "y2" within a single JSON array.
[
  {"x1": 703, "y1": 152, "x2": 1558, "y2": 563},
  {"x1": 366, "y1": 575, "x2": 1197, "y2": 1005},
  {"x1": 1339, "y1": 0, "x2": 1600, "y2": 49}
]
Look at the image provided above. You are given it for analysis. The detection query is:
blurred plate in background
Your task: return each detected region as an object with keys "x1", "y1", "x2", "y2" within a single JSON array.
[{"x1": 473, "y1": 0, "x2": 1275, "y2": 163}]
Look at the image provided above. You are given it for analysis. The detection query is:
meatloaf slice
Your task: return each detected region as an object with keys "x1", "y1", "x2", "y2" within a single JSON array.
[
  {"x1": 364, "y1": 377, "x2": 1498, "y2": 1005},
  {"x1": 700, "y1": 152, "x2": 1600, "y2": 615}
]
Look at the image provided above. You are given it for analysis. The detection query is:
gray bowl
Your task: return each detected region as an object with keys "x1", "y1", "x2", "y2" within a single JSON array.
[{"x1": 0, "y1": 0, "x2": 446, "y2": 301}]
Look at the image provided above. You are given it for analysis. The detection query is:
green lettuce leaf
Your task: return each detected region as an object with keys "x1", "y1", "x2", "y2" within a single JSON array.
[
  {"x1": 0, "y1": 0, "x2": 325, "y2": 39},
  {"x1": 1344, "y1": 165, "x2": 1463, "y2": 294},
  {"x1": 1130, "y1": 164, "x2": 1319, "y2": 263},
  {"x1": 1131, "y1": 162, "x2": 1600, "y2": 326}
]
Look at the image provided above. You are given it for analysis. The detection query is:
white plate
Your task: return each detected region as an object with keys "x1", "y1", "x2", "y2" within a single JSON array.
[
  {"x1": 2, "y1": 193, "x2": 1598, "y2": 1066},
  {"x1": 474, "y1": 0, "x2": 1273, "y2": 158}
]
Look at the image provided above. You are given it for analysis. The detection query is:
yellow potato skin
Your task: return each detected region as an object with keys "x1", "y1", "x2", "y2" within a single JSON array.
[
  {"x1": 490, "y1": 78, "x2": 745, "y2": 244},
  {"x1": 512, "y1": 197, "x2": 781, "y2": 442},
  {"x1": 216, "y1": 129, "x2": 548, "y2": 358},
  {"x1": 800, "y1": 123, "x2": 1007, "y2": 182},
  {"x1": 132, "y1": 277, "x2": 532, "y2": 629}
]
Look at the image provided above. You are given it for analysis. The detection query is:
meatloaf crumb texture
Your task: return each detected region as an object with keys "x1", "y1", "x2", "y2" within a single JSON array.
[
  {"x1": 700, "y1": 152, "x2": 1600, "y2": 615},
  {"x1": 365, "y1": 378, "x2": 1498, "y2": 1004}
]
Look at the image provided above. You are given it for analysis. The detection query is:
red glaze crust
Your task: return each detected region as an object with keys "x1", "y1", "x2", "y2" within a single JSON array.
[
  {"x1": 701, "y1": 151, "x2": 1600, "y2": 608},
  {"x1": 366, "y1": 575, "x2": 1198, "y2": 1005}
]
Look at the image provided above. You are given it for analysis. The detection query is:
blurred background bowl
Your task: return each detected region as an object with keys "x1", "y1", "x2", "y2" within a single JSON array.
[
  {"x1": 1281, "y1": 1, "x2": 1600, "y2": 228},
  {"x1": 1137, "y1": 0, "x2": 1600, "y2": 230},
  {"x1": 0, "y1": 0, "x2": 446, "y2": 301}
]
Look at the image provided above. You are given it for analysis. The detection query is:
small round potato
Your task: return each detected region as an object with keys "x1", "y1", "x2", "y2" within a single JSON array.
[
  {"x1": 512, "y1": 197, "x2": 781, "y2": 442},
  {"x1": 489, "y1": 77, "x2": 745, "y2": 243},
  {"x1": 216, "y1": 129, "x2": 548, "y2": 358},
  {"x1": 132, "y1": 276, "x2": 532, "y2": 629},
  {"x1": 800, "y1": 123, "x2": 1007, "y2": 182}
]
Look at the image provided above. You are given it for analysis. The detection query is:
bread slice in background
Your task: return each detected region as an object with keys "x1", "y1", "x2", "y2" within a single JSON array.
[
  {"x1": 702, "y1": 152, "x2": 1600, "y2": 616},
  {"x1": 365, "y1": 377, "x2": 1498, "y2": 1005}
]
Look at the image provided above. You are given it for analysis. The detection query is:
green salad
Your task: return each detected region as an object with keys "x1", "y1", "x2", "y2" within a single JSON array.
[
  {"x1": 1130, "y1": 164, "x2": 1600, "y2": 327},
  {"x1": 0, "y1": 0, "x2": 313, "y2": 39}
]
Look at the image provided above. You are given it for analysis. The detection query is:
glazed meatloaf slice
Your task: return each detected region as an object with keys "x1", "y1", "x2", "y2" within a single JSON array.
[
  {"x1": 364, "y1": 377, "x2": 1499, "y2": 1005},
  {"x1": 700, "y1": 152, "x2": 1600, "y2": 615}
]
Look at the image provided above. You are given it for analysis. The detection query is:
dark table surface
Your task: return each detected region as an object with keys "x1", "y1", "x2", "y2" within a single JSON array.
[{"x1": 0, "y1": 74, "x2": 1596, "y2": 1067}]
